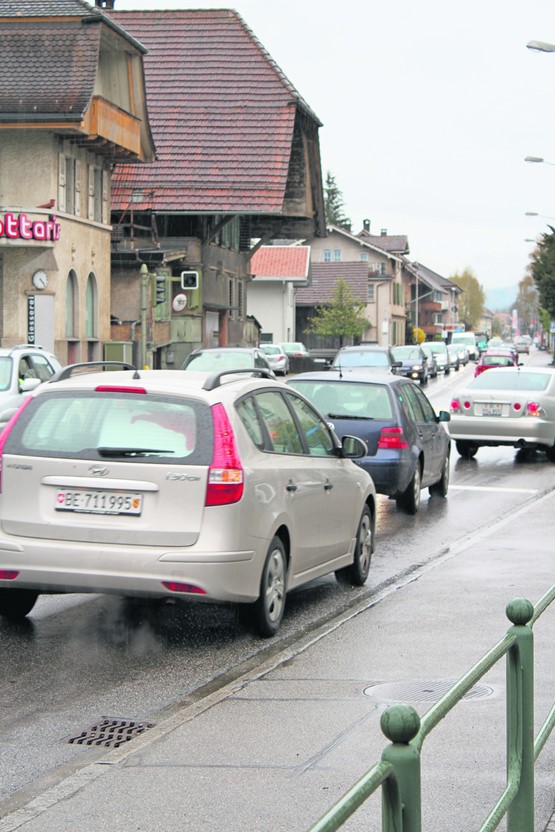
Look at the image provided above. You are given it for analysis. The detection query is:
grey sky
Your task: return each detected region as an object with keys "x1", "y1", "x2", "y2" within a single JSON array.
[{"x1": 114, "y1": 0, "x2": 555, "y2": 291}]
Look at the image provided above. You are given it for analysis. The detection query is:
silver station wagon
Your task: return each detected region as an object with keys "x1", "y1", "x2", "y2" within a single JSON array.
[{"x1": 0, "y1": 364, "x2": 376, "y2": 637}]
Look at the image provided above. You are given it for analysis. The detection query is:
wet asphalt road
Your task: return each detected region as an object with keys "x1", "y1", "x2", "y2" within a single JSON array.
[{"x1": 1, "y1": 349, "x2": 552, "y2": 809}]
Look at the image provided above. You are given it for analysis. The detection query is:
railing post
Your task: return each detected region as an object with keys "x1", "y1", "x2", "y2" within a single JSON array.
[
  {"x1": 380, "y1": 704, "x2": 422, "y2": 832},
  {"x1": 505, "y1": 597, "x2": 535, "y2": 832}
]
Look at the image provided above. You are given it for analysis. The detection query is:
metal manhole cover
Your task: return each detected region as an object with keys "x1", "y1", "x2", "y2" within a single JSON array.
[
  {"x1": 364, "y1": 679, "x2": 495, "y2": 703},
  {"x1": 67, "y1": 717, "x2": 155, "y2": 748}
]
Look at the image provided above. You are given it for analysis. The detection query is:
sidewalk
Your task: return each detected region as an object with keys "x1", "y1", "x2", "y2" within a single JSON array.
[{"x1": 1, "y1": 489, "x2": 555, "y2": 831}]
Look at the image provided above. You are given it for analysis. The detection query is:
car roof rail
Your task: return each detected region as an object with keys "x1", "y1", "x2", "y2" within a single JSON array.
[
  {"x1": 202, "y1": 368, "x2": 275, "y2": 391},
  {"x1": 50, "y1": 361, "x2": 140, "y2": 383},
  {"x1": 12, "y1": 344, "x2": 45, "y2": 351}
]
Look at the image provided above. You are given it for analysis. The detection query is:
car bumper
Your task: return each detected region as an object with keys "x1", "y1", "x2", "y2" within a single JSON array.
[
  {"x1": 0, "y1": 537, "x2": 262, "y2": 603},
  {"x1": 355, "y1": 452, "x2": 414, "y2": 496},
  {"x1": 449, "y1": 415, "x2": 555, "y2": 448}
]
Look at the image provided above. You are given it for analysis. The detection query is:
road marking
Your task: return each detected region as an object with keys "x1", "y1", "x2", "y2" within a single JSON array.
[{"x1": 450, "y1": 485, "x2": 537, "y2": 494}]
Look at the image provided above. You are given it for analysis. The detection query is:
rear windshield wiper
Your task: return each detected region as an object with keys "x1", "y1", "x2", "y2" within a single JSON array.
[
  {"x1": 327, "y1": 413, "x2": 374, "y2": 420},
  {"x1": 97, "y1": 447, "x2": 174, "y2": 458}
]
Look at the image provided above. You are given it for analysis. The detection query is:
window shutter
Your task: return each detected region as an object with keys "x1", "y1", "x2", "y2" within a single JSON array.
[
  {"x1": 74, "y1": 159, "x2": 82, "y2": 217},
  {"x1": 88, "y1": 165, "x2": 95, "y2": 219},
  {"x1": 101, "y1": 170, "x2": 109, "y2": 224},
  {"x1": 58, "y1": 152, "x2": 66, "y2": 213}
]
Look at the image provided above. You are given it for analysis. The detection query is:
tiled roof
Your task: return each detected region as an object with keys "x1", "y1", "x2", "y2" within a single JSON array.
[
  {"x1": 357, "y1": 229, "x2": 409, "y2": 255},
  {"x1": 296, "y1": 263, "x2": 368, "y2": 305},
  {"x1": 0, "y1": 19, "x2": 99, "y2": 119},
  {"x1": 109, "y1": 9, "x2": 320, "y2": 214},
  {"x1": 0, "y1": 0, "x2": 98, "y2": 17},
  {"x1": 250, "y1": 246, "x2": 310, "y2": 278}
]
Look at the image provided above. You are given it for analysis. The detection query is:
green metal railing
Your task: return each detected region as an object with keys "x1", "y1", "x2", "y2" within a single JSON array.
[{"x1": 309, "y1": 586, "x2": 555, "y2": 832}]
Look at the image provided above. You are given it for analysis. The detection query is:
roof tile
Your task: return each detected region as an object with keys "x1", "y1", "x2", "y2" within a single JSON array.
[
  {"x1": 296, "y1": 263, "x2": 369, "y2": 305},
  {"x1": 250, "y1": 246, "x2": 310, "y2": 278}
]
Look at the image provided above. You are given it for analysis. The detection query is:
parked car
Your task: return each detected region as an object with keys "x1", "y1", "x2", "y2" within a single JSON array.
[
  {"x1": 331, "y1": 345, "x2": 402, "y2": 374},
  {"x1": 446, "y1": 344, "x2": 461, "y2": 372},
  {"x1": 279, "y1": 342, "x2": 310, "y2": 359},
  {"x1": 391, "y1": 345, "x2": 429, "y2": 384},
  {"x1": 0, "y1": 363, "x2": 376, "y2": 637},
  {"x1": 0, "y1": 344, "x2": 62, "y2": 429},
  {"x1": 422, "y1": 341, "x2": 450, "y2": 374},
  {"x1": 474, "y1": 349, "x2": 520, "y2": 377},
  {"x1": 449, "y1": 367, "x2": 555, "y2": 460},
  {"x1": 260, "y1": 344, "x2": 289, "y2": 376},
  {"x1": 181, "y1": 347, "x2": 274, "y2": 376},
  {"x1": 287, "y1": 371, "x2": 451, "y2": 514},
  {"x1": 420, "y1": 344, "x2": 439, "y2": 378},
  {"x1": 513, "y1": 337, "x2": 530, "y2": 355}
]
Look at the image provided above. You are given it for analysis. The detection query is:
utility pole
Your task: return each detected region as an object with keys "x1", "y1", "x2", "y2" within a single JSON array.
[{"x1": 140, "y1": 263, "x2": 148, "y2": 369}]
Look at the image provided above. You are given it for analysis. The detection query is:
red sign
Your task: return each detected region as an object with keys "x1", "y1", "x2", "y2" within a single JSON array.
[{"x1": 0, "y1": 212, "x2": 60, "y2": 242}]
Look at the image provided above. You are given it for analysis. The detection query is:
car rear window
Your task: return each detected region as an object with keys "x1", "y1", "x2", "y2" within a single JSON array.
[
  {"x1": 289, "y1": 381, "x2": 393, "y2": 420},
  {"x1": 186, "y1": 352, "x2": 253, "y2": 370},
  {"x1": 3, "y1": 391, "x2": 213, "y2": 464},
  {"x1": 333, "y1": 351, "x2": 390, "y2": 368},
  {"x1": 470, "y1": 371, "x2": 550, "y2": 392}
]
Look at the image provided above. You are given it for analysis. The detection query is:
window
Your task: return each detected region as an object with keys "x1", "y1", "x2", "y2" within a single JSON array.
[
  {"x1": 334, "y1": 249, "x2": 341, "y2": 262},
  {"x1": 323, "y1": 250, "x2": 331, "y2": 262},
  {"x1": 367, "y1": 283, "x2": 375, "y2": 302},
  {"x1": 66, "y1": 270, "x2": 78, "y2": 338},
  {"x1": 360, "y1": 253, "x2": 369, "y2": 262},
  {"x1": 285, "y1": 393, "x2": 336, "y2": 457},
  {"x1": 253, "y1": 391, "x2": 304, "y2": 454},
  {"x1": 237, "y1": 280, "x2": 244, "y2": 318},
  {"x1": 85, "y1": 272, "x2": 98, "y2": 339}
]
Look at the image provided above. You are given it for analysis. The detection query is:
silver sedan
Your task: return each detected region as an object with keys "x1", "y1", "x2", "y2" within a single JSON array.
[{"x1": 449, "y1": 367, "x2": 555, "y2": 459}]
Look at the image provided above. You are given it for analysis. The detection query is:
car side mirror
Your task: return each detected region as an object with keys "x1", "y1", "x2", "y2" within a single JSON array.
[
  {"x1": 19, "y1": 378, "x2": 42, "y2": 393},
  {"x1": 341, "y1": 435, "x2": 368, "y2": 458},
  {"x1": 437, "y1": 410, "x2": 451, "y2": 423}
]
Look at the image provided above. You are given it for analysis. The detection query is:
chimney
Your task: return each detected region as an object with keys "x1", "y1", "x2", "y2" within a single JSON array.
[
  {"x1": 363, "y1": 219, "x2": 371, "y2": 232},
  {"x1": 95, "y1": 0, "x2": 115, "y2": 8},
  {"x1": 380, "y1": 228, "x2": 387, "y2": 236}
]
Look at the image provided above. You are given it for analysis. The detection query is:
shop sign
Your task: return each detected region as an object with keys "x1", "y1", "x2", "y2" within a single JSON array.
[
  {"x1": 27, "y1": 295, "x2": 36, "y2": 344},
  {"x1": 0, "y1": 212, "x2": 61, "y2": 242}
]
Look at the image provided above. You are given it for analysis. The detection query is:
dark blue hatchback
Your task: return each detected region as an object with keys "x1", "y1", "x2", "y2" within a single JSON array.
[{"x1": 287, "y1": 371, "x2": 451, "y2": 514}]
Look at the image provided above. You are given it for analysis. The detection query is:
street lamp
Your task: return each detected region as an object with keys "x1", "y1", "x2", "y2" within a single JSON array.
[
  {"x1": 527, "y1": 40, "x2": 555, "y2": 52},
  {"x1": 525, "y1": 156, "x2": 555, "y2": 166}
]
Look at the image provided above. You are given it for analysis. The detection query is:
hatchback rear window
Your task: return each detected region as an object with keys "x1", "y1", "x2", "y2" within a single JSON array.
[
  {"x1": 333, "y1": 351, "x2": 389, "y2": 368},
  {"x1": 3, "y1": 391, "x2": 213, "y2": 464},
  {"x1": 290, "y1": 381, "x2": 393, "y2": 420}
]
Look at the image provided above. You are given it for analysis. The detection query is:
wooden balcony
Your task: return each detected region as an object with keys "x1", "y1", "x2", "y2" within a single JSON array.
[{"x1": 80, "y1": 96, "x2": 141, "y2": 159}]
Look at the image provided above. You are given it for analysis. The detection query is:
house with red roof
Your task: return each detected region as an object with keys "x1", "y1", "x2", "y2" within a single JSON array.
[
  {"x1": 0, "y1": 0, "x2": 154, "y2": 362},
  {"x1": 108, "y1": 7, "x2": 326, "y2": 368},
  {"x1": 248, "y1": 246, "x2": 311, "y2": 343}
]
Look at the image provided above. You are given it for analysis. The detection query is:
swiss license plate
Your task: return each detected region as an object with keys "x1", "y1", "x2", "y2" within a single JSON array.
[
  {"x1": 482, "y1": 403, "x2": 502, "y2": 417},
  {"x1": 55, "y1": 489, "x2": 143, "y2": 516}
]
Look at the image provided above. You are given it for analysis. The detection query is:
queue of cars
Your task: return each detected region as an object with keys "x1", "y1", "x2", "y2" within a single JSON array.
[{"x1": 0, "y1": 334, "x2": 547, "y2": 636}]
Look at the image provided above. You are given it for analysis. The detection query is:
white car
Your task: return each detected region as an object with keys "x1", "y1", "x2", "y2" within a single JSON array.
[
  {"x1": 0, "y1": 364, "x2": 376, "y2": 637},
  {"x1": 0, "y1": 344, "x2": 62, "y2": 428},
  {"x1": 260, "y1": 344, "x2": 289, "y2": 375}
]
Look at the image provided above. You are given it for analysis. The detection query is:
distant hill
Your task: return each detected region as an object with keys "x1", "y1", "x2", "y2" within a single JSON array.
[{"x1": 485, "y1": 285, "x2": 518, "y2": 312}]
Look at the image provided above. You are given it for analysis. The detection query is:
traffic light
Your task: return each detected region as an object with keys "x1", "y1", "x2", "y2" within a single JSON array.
[
  {"x1": 154, "y1": 274, "x2": 167, "y2": 305},
  {"x1": 181, "y1": 270, "x2": 199, "y2": 290}
]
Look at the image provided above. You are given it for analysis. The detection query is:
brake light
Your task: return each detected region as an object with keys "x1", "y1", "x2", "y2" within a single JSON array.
[
  {"x1": 0, "y1": 570, "x2": 18, "y2": 580},
  {"x1": 513, "y1": 402, "x2": 522, "y2": 411},
  {"x1": 0, "y1": 396, "x2": 34, "y2": 494},
  {"x1": 450, "y1": 398, "x2": 460, "y2": 411},
  {"x1": 205, "y1": 402, "x2": 244, "y2": 506},
  {"x1": 378, "y1": 426, "x2": 409, "y2": 449},
  {"x1": 94, "y1": 386, "x2": 147, "y2": 394},
  {"x1": 527, "y1": 401, "x2": 541, "y2": 416}
]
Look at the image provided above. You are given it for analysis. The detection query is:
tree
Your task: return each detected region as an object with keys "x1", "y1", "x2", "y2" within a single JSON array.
[
  {"x1": 306, "y1": 278, "x2": 368, "y2": 347},
  {"x1": 530, "y1": 226, "x2": 555, "y2": 319},
  {"x1": 512, "y1": 275, "x2": 538, "y2": 336},
  {"x1": 324, "y1": 172, "x2": 351, "y2": 230},
  {"x1": 450, "y1": 268, "x2": 485, "y2": 330}
]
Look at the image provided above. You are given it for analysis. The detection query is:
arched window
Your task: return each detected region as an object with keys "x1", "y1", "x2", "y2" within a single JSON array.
[
  {"x1": 66, "y1": 270, "x2": 78, "y2": 338},
  {"x1": 85, "y1": 272, "x2": 98, "y2": 338}
]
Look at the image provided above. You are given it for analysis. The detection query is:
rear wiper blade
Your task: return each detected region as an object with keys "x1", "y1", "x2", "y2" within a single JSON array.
[
  {"x1": 327, "y1": 413, "x2": 374, "y2": 420},
  {"x1": 97, "y1": 447, "x2": 174, "y2": 457}
]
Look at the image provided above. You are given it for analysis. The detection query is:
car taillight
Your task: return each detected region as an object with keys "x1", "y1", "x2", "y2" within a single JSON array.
[
  {"x1": 513, "y1": 402, "x2": 522, "y2": 411},
  {"x1": 0, "y1": 570, "x2": 18, "y2": 580},
  {"x1": 0, "y1": 396, "x2": 34, "y2": 494},
  {"x1": 378, "y1": 426, "x2": 409, "y2": 449},
  {"x1": 527, "y1": 401, "x2": 542, "y2": 416},
  {"x1": 161, "y1": 581, "x2": 206, "y2": 595},
  {"x1": 205, "y1": 402, "x2": 244, "y2": 506},
  {"x1": 450, "y1": 398, "x2": 460, "y2": 411}
]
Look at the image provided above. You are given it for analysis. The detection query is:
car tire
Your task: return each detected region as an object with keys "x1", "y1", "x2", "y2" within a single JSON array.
[
  {"x1": 429, "y1": 452, "x2": 450, "y2": 497},
  {"x1": 456, "y1": 440, "x2": 479, "y2": 459},
  {"x1": 545, "y1": 444, "x2": 555, "y2": 463},
  {"x1": 238, "y1": 536, "x2": 287, "y2": 638},
  {"x1": 335, "y1": 505, "x2": 373, "y2": 586},
  {"x1": 0, "y1": 588, "x2": 39, "y2": 620},
  {"x1": 396, "y1": 463, "x2": 421, "y2": 514}
]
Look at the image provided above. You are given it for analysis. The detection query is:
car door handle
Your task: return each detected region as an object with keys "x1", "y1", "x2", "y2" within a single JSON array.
[
  {"x1": 286, "y1": 481, "x2": 298, "y2": 492},
  {"x1": 324, "y1": 480, "x2": 334, "y2": 491}
]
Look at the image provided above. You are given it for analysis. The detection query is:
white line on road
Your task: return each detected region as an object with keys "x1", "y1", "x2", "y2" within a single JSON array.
[{"x1": 450, "y1": 485, "x2": 538, "y2": 493}]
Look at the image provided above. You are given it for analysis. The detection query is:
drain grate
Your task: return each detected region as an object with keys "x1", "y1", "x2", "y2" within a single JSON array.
[
  {"x1": 67, "y1": 717, "x2": 155, "y2": 748},
  {"x1": 364, "y1": 679, "x2": 495, "y2": 703}
]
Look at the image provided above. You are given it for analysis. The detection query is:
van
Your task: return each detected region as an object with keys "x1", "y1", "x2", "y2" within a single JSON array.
[{"x1": 450, "y1": 332, "x2": 478, "y2": 361}]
